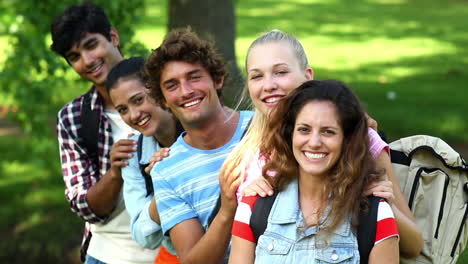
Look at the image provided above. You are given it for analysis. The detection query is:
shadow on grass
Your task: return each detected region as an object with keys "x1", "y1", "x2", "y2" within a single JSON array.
[{"x1": 0, "y1": 134, "x2": 82, "y2": 264}]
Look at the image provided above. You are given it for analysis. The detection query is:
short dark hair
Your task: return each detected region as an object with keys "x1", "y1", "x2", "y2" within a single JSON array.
[
  {"x1": 50, "y1": 2, "x2": 112, "y2": 58},
  {"x1": 106, "y1": 57, "x2": 146, "y2": 94},
  {"x1": 145, "y1": 27, "x2": 227, "y2": 106}
]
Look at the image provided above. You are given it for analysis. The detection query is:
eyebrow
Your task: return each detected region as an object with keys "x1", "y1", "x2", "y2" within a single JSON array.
[
  {"x1": 248, "y1": 63, "x2": 289, "y2": 73},
  {"x1": 64, "y1": 37, "x2": 98, "y2": 59},
  {"x1": 161, "y1": 68, "x2": 202, "y2": 86},
  {"x1": 129, "y1": 92, "x2": 144, "y2": 102}
]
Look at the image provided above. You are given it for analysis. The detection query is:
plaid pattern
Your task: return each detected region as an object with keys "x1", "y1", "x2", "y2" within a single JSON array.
[{"x1": 57, "y1": 86, "x2": 114, "y2": 246}]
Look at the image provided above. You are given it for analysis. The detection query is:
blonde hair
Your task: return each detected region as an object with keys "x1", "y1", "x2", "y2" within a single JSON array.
[{"x1": 221, "y1": 29, "x2": 309, "y2": 184}]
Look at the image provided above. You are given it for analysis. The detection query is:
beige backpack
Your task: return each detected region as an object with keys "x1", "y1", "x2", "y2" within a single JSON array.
[{"x1": 390, "y1": 135, "x2": 468, "y2": 264}]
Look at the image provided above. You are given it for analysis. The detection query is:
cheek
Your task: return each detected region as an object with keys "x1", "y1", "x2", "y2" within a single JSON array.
[{"x1": 282, "y1": 77, "x2": 304, "y2": 93}]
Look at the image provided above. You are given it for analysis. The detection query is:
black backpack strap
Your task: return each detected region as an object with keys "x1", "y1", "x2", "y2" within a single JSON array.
[
  {"x1": 137, "y1": 134, "x2": 154, "y2": 197},
  {"x1": 357, "y1": 196, "x2": 380, "y2": 264},
  {"x1": 79, "y1": 90, "x2": 100, "y2": 164},
  {"x1": 250, "y1": 193, "x2": 279, "y2": 242}
]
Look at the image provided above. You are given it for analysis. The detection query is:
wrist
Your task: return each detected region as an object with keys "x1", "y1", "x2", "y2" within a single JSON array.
[{"x1": 108, "y1": 167, "x2": 122, "y2": 181}]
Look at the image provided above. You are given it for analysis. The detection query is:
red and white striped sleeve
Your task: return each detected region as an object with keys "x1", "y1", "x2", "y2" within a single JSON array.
[
  {"x1": 375, "y1": 199, "x2": 399, "y2": 245},
  {"x1": 232, "y1": 195, "x2": 259, "y2": 242}
]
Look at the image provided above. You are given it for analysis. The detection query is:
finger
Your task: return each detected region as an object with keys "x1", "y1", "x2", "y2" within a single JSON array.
[
  {"x1": 115, "y1": 139, "x2": 137, "y2": 146},
  {"x1": 112, "y1": 160, "x2": 129, "y2": 167},
  {"x1": 145, "y1": 162, "x2": 155, "y2": 174},
  {"x1": 127, "y1": 133, "x2": 135, "y2": 138},
  {"x1": 114, "y1": 145, "x2": 138, "y2": 153},
  {"x1": 111, "y1": 152, "x2": 134, "y2": 161}
]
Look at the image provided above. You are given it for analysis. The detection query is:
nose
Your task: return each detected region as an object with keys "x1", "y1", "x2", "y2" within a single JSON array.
[
  {"x1": 82, "y1": 51, "x2": 95, "y2": 67},
  {"x1": 262, "y1": 74, "x2": 278, "y2": 93},
  {"x1": 308, "y1": 132, "x2": 322, "y2": 148},
  {"x1": 129, "y1": 107, "x2": 140, "y2": 123},
  {"x1": 180, "y1": 80, "x2": 194, "y2": 98}
]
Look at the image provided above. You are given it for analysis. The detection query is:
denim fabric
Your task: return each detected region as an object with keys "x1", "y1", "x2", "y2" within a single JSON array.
[
  {"x1": 255, "y1": 179, "x2": 359, "y2": 264},
  {"x1": 85, "y1": 254, "x2": 107, "y2": 264}
]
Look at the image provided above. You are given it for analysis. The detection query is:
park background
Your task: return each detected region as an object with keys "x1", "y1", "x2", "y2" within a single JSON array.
[{"x1": 0, "y1": 0, "x2": 467, "y2": 262}]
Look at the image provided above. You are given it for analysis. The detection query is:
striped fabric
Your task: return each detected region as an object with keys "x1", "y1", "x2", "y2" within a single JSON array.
[{"x1": 152, "y1": 111, "x2": 254, "y2": 235}]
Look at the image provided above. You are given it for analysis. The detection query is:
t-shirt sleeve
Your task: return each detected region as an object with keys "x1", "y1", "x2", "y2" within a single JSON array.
[
  {"x1": 367, "y1": 128, "x2": 389, "y2": 159},
  {"x1": 232, "y1": 195, "x2": 259, "y2": 242},
  {"x1": 152, "y1": 171, "x2": 198, "y2": 235},
  {"x1": 374, "y1": 199, "x2": 399, "y2": 245}
]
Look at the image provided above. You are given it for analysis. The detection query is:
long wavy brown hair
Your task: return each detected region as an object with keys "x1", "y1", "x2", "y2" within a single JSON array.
[{"x1": 261, "y1": 80, "x2": 381, "y2": 232}]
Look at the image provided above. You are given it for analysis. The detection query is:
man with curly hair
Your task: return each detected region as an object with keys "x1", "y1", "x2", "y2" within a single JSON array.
[{"x1": 145, "y1": 28, "x2": 253, "y2": 263}]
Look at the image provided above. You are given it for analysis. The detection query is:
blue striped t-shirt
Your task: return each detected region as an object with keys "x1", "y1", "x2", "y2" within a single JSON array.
[{"x1": 151, "y1": 111, "x2": 253, "y2": 235}]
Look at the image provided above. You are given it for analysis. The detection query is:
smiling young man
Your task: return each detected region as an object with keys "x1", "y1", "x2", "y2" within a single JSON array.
[
  {"x1": 144, "y1": 28, "x2": 253, "y2": 263},
  {"x1": 51, "y1": 3, "x2": 157, "y2": 264}
]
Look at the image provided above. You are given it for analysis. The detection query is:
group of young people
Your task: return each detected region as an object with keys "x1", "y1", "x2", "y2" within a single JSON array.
[{"x1": 51, "y1": 2, "x2": 423, "y2": 264}]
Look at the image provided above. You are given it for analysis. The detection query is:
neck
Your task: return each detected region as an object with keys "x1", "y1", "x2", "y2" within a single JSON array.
[
  {"x1": 153, "y1": 114, "x2": 177, "y2": 147},
  {"x1": 184, "y1": 107, "x2": 240, "y2": 150},
  {"x1": 95, "y1": 84, "x2": 115, "y2": 110},
  {"x1": 298, "y1": 170, "x2": 327, "y2": 225}
]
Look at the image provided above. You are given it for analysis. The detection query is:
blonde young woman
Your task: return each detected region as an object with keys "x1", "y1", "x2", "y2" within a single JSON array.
[{"x1": 221, "y1": 30, "x2": 422, "y2": 257}]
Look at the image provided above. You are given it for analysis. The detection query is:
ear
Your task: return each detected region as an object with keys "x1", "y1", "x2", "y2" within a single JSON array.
[
  {"x1": 304, "y1": 67, "x2": 314, "y2": 80},
  {"x1": 215, "y1": 77, "x2": 224, "y2": 90},
  {"x1": 109, "y1": 27, "x2": 120, "y2": 47}
]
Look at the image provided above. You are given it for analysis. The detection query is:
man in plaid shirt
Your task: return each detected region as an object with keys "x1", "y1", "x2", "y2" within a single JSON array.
[{"x1": 50, "y1": 3, "x2": 157, "y2": 263}]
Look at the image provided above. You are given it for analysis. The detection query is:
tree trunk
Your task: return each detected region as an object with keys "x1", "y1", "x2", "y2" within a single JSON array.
[{"x1": 168, "y1": 0, "x2": 244, "y2": 107}]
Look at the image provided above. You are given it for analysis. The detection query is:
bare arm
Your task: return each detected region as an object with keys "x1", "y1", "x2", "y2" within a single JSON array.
[
  {"x1": 229, "y1": 236, "x2": 255, "y2": 264},
  {"x1": 368, "y1": 237, "x2": 399, "y2": 264},
  {"x1": 375, "y1": 152, "x2": 423, "y2": 257},
  {"x1": 168, "y1": 161, "x2": 241, "y2": 263},
  {"x1": 87, "y1": 139, "x2": 136, "y2": 216}
]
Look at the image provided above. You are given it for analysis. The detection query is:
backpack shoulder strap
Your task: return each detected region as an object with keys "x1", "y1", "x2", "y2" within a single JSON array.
[
  {"x1": 250, "y1": 193, "x2": 279, "y2": 242},
  {"x1": 137, "y1": 134, "x2": 154, "y2": 197},
  {"x1": 79, "y1": 90, "x2": 100, "y2": 163},
  {"x1": 357, "y1": 196, "x2": 380, "y2": 264}
]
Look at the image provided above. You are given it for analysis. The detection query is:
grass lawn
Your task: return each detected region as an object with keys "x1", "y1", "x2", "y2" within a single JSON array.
[
  {"x1": 139, "y1": 0, "x2": 468, "y2": 144},
  {"x1": 1, "y1": 0, "x2": 467, "y2": 262}
]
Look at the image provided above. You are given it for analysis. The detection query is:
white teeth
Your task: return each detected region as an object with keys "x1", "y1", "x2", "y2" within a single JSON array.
[
  {"x1": 183, "y1": 99, "x2": 201, "y2": 107},
  {"x1": 264, "y1": 97, "x2": 282, "y2": 103},
  {"x1": 89, "y1": 62, "x2": 103, "y2": 73},
  {"x1": 138, "y1": 117, "x2": 150, "y2": 126},
  {"x1": 304, "y1": 152, "x2": 326, "y2": 159}
]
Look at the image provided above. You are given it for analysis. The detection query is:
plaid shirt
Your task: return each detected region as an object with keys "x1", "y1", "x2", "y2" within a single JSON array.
[{"x1": 57, "y1": 86, "x2": 114, "y2": 247}]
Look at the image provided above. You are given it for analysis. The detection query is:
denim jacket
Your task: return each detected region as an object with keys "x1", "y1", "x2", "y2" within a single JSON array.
[
  {"x1": 122, "y1": 134, "x2": 176, "y2": 254},
  {"x1": 255, "y1": 179, "x2": 360, "y2": 264}
]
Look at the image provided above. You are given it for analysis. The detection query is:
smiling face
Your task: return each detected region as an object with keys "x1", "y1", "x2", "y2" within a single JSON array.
[
  {"x1": 65, "y1": 30, "x2": 122, "y2": 89},
  {"x1": 110, "y1": 78, "x2": 169, "y2": 137},
  {"x1": 247, "y1": 41, "x2": 313, "y2": 115},
  {"x1": 159, "y1": 61, "x2": 223, "y2": 127},
  {"x1": 292, "y1": 100, "x2": 344, "y2": 179}
]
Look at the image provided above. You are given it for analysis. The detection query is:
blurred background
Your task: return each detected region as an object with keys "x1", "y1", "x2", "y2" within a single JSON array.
[{"x1": 0, "y1": 0, "x2": 467, "y2": 262}]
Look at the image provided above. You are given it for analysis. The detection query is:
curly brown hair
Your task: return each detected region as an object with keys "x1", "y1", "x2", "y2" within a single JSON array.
[
  {"x1": 261, "y1": 80, "x2": 381, "y2": 233},
  {"x1": 144, "y1": 27, "x2": 227, "y2": 107}
]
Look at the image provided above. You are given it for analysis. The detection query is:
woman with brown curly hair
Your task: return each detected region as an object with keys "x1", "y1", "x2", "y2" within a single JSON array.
[{"x1": 229, "y1": 80, "x2": 399, "y2": 263}]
